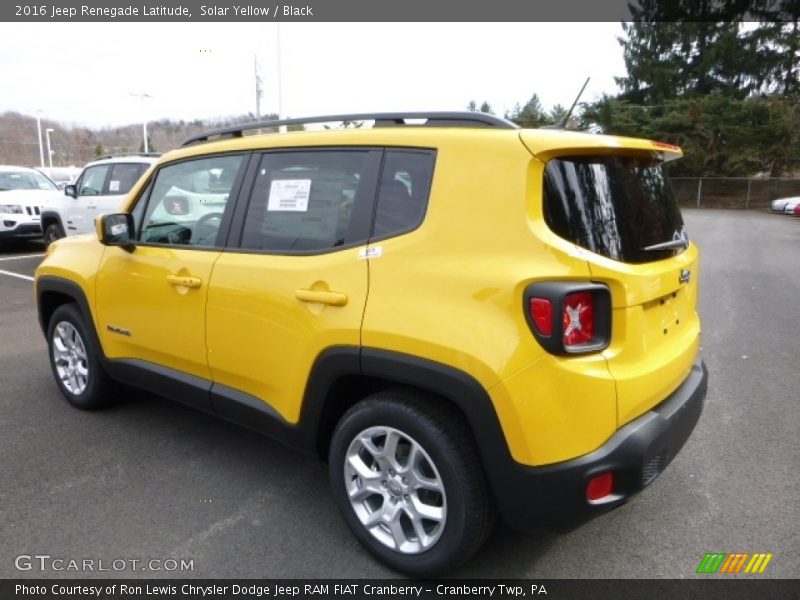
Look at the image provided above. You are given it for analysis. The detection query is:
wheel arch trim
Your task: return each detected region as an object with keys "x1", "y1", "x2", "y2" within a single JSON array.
[
  {"x1": 302, "y1": 347, "x2": 516, "y2": 500},
  {"x1": 37, "y1": 276, "x2": 97, "y2": 343},
  {"x1": 40, "y1": 210, "x2": 65, "y2": 231}
]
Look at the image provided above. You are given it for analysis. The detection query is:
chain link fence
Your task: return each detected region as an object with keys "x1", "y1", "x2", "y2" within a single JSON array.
[{"x1": 671, "y1": 177, "x2": 800, "y2": 209}]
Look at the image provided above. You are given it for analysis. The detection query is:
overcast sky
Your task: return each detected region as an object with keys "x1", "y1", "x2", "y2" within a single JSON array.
[{"x1": 0, "y1": 22, "x2": 626, "y2": 128}]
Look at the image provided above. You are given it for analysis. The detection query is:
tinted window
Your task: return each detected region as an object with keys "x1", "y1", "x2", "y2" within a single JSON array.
[
  {"x1": 137, "y1": 154, "x2": 244, "y2": 248},
  {"x1": 543, "y1": 156, "x2": 686, "y2": 264},
  {"x1": 108, "y1": 163, "x2": 145, "y2": 195},
  {"x1": 373, "y1": 150, "x2": 435, "y2": 238},
  {"x1": 78, "y1": 165, "x2": 110, "y2": 196},
  {"x1": 241, "y1": 151, "x2": 370, "y2": 252}
]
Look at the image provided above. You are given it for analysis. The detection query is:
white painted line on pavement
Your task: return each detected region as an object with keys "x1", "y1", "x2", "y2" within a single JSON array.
[
  {"x1": 0, "y1": 253, "x2": 44, "y2": 261},
  {"x1": 0, "y1": 269, "x2": 34, "y2": 282}
]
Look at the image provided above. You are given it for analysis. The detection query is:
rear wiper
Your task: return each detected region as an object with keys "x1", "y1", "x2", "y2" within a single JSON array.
[{"x1": 641, "y1": 239, "x2": 689, "y2": 252}]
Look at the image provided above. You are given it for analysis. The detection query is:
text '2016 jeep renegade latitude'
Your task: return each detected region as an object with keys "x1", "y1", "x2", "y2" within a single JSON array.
[{"x1": 35, "y1": 113, "x2": 707, "y2": 576}]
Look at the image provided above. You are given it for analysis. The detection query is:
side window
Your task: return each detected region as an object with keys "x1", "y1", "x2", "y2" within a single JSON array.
[
  {"x1": 373, "y1": 150, "x2": 435, "y2": 238},
  {"x1": 78, "y1": 165, "x2": 110, "y2": 196},
  {"x1": 108, "y1": 163, "x2": 145, "y2": 195},
  {"x1": 137, "y1": 154, "x2": 245, "y2": 248},
  {"x1": 240, "y1": 150, "x2": 370, "y2": 252}
]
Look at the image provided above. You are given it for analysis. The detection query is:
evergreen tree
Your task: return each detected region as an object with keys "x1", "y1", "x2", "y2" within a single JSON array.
[
  {"x1": 505, "y1": 94, "x2": 549, "y2": 127},
  {"x1": 616, "y1": 1, "x2": 753, "y2": 103},
  {"x1": 746, "y1": 1, "x2": 800, "y2": 96}
]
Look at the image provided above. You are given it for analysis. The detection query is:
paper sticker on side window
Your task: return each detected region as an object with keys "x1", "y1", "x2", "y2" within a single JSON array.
[
  {"x1": 109, "y1": 180, "x2": 120, "y2": 192},
  {"x1": 267, "y1": 179, "x2": 311, "y2": 212}
]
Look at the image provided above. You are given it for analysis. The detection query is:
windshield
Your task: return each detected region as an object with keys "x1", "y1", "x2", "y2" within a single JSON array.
[
  {"x1": 0, "y1": 170, "x2": 59, "y2": 192},
  {"x1": 543, "y1": 155, "x2": 686, "y2": 264}
]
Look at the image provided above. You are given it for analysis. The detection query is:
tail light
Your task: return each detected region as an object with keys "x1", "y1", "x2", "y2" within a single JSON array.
[
  {"x1": 563, "y1": 291, "x2": 594, "y2": 347},
  {"x1": 524, "y1": 282, "x2": 611, "y2": 355}
]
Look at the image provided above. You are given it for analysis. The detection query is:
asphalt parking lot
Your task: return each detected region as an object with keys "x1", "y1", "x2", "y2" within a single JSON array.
[{"x1": 0, "y1": 209, "x2": 798, "y2": 579}]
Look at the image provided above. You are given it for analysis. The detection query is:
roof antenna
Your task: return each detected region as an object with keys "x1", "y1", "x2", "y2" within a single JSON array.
[{"x1": 543, "y1": 77, "x2": 590, "y2": 130}]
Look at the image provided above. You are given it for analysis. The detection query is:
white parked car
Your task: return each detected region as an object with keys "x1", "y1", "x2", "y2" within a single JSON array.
[
  {"x1": 771, "y1": 196, "x2": 800, "y2": 213},
  {"x1": 0, "y1": 165, "x2": 63, "y2": 243},
  {"x1": 782, "y1": 198, "x2": 800, "y2": 214},
  {"x1": 40, "y1": 154, "x2": 158, "y2": 246}
]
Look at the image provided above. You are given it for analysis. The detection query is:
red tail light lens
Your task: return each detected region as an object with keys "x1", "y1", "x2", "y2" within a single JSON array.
[
  {"x1": 529, "y1": 297, "x2": 553, "y2": 336},
  {"x1": 563, "y1": 291, "x2": 594, "y2": 347},
  {"x1": 523, "y1": 282, "x2": 611, "y2": 355}
]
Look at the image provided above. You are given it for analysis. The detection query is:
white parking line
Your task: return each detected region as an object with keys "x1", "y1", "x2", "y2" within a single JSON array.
[
  {"x1": 0, "y1": 269, "x2": 34, "y2": 282},
  {"x1": 0, "y1": 253, "x2": 44, "y2": 261}
]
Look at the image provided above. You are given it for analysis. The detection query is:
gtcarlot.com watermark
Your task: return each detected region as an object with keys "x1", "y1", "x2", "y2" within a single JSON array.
[{"x1": 15, "y1": 554, "x2": 194, "y2": 572}]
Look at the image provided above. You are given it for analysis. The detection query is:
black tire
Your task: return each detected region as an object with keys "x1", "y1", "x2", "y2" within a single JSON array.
[
  {"x1": 44, "y1": 223, "x2": 65, "y2": 248},
  {"x1": 329, "y1": 389, "x2": 495, "y2": 576},
  {"x1": 46, "y1": 303, "x2": 116, "y2": 410}
]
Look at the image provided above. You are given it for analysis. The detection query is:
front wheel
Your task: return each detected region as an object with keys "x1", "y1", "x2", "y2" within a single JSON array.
[
  {"x1": 329, "y1": 390, "x2": 495, "y2": 576},
  {"x1": 44, "y1": 223, "x2": 65, "y2": 248},
  {"x1": 47, "y1": 303, "x2": 115, "y2": 410}
]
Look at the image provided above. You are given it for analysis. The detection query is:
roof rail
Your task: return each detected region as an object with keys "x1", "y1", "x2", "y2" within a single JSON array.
[
  {"x1": 181, "y1": 112, "x2": 519, "y2": 146},
  {"x1": 94, "y1": 152, "x2": 162, "y2": 160}
]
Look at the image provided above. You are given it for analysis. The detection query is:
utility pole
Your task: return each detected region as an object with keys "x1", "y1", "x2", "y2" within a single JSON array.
[
  {"x1": 45, "y1": 128, "x2": 54, "y2": 169},
  {"x1": 36, "y1": 111, "x2": 45, "y2": 168},
  {"x1": 276, "y1": 22, "x2": 286, "y2": 132},
  {"x1": 130, "y1": 91, "x2": 152, "y2": 153},
  {"x1": 255, "y1": 54, "x2": 263, "y2": 119}
]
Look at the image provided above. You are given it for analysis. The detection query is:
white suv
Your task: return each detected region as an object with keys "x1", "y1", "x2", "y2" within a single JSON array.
[
  {"x1": 41, "y1": 154, "x2": 158, "y2": 246},
  {"x1": 0, "y1": 165, "x2": 63, "y2": 243}
]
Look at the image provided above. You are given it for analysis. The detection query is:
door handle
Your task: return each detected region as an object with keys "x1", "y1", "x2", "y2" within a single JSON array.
[
  {"x1": 295, "y1": 289, "x2": 348, "y2": 306},
  {"x1": 167, "y1": 275, "x2": 202, "y2": 289}
]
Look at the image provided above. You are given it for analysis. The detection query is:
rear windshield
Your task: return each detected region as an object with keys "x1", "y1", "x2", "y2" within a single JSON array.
[{"x1": 543, "y1": 155, "x2": 686, "y2": 264}]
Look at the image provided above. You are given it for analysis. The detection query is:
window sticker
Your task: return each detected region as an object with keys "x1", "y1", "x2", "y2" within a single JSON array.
[
  {"x1": 109, "y1": 180, "x2": 120, "y2": 192},
  {"x1": 267, "y1": 179, "x2": 311, "y2": 212}
]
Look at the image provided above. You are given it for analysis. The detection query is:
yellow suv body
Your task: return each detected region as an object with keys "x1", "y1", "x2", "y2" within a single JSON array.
[{"x1": 35, "y1": 113, "x2": 707, "y2": 576}]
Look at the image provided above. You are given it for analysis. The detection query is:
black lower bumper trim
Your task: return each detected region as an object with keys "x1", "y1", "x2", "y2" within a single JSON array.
[
  {"x1": 0, "y1": 224, "x2": 42, "y2": 238},
  {"x1": 494, "y1": 359, "x2": 708, "y2": 531}
]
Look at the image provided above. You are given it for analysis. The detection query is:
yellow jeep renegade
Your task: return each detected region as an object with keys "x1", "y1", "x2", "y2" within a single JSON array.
[{"x1": 35, "y1": 112, "x2": 707, "y2": 576}]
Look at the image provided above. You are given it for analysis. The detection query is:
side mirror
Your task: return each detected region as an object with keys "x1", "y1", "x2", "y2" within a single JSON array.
[
  {"x1": 64, "y1": 184, "x2": 77, "y2": 198},
  {"x1": 97, "y1": 213, "x2": 135, "y2": 252}
]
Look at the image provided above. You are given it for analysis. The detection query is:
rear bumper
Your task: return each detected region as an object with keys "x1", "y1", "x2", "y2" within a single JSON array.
[{"x1": 493, "y1": 358, "x2": 708, "y2": 531}]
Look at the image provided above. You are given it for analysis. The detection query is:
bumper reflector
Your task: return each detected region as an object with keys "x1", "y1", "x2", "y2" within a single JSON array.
[{"x1": 586, "y1": 472, "x2": 614, "y2": 501}]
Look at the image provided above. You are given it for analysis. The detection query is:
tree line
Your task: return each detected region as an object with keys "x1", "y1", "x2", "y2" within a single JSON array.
[{"x1": 0, "y1": 112, "x2": 266, "y2": 168}]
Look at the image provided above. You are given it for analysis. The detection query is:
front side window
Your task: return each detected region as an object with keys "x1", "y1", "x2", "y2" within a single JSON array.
[
  {"x1": 78, "y1": 165, "x2": 110, "y2": 196},
  {"x1": 137, "y1": 154, "x2": 244, "y2": 248},
  {"x1": 241, "y1": 150, "x2": 370, "y2": 253},
  {"x1": 543, "y1": 155, "x2": 686, "y2": 264},
  {"x1": 108, "y1": 163, "x2": 146, "y2": 196}
]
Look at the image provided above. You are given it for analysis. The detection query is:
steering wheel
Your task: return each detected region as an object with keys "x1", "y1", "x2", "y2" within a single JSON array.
[{"x1": 196, "y1": 212, "x2": 224, "y2": 229}]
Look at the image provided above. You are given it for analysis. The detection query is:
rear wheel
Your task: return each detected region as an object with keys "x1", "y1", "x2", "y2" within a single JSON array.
[
  {"x1": 329, "y1": 389, "x2": 495, "y2": 576},
  {"x1": 47, "y1": 303, "x2": 115, "y2": 410},
  {"x1": 44, "y1": 223, "x2": 65, "y2": 248}
]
